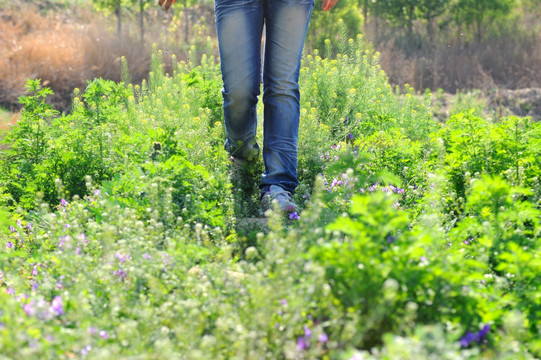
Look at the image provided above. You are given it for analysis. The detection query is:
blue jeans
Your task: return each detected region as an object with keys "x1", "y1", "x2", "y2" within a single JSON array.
[{"x1": 215, "y1": 0, "x2": 314, "y2": 193}]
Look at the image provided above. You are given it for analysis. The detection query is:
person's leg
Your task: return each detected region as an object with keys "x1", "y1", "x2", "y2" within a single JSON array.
[
  {"x1": 260, "y1": 0, "x2": 314, "y2": 193},
  {"x1": 215, "y1": 0, "x2": 264, "y2": 160}
]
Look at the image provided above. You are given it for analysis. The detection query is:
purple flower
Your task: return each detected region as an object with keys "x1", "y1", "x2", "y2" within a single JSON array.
[
  {"x1": 81, "y1": 345, "x2": 92, "y2": 356},
  {"x1": 24, "y1": 301, "x2": 36, "y2": 316},
  {"x1": 94, "y1": 189, "x2": 101, "y2": 196},
  {"x1": 143, "y1": 253, "x2": 151, "y2": 260},
  {"x1": 113, "y1": 268, "x2": 127, "y2": 280},
  {"x1": 304, "y1": 326, "x2": 312, "y2": 338},
  {"x1": 99, "y1": 330, "x2": 109, "y2": 339},
  {"x1": 289, "y1": 212, "x2": 300, "y2": 220},
  {"x1": 460, "y1": 324, "x2": 491, "y2": 347},
  {"x1": 27, "y1": 223, "x2": 33, "y2": 231},
  {"x1": 297, "y1": 336, "x2": 308, "y2": 350},
  {"x1": 387, "y1": 235, "x2": 394, "y2": 244},
  {"x1": 318, "y1": 332, "x2": 329, "y2": 343},
  {"x1": 460, "y1": 331, "x2": 476, "y2": 347},
  {"x1": 6, "y1": 241, "x2": 14, "y2": 249},
  {"x1": 88, "y1": 326, "x2": 97, "y2": 335},
  {"x1": 9, "y1": 225, "x2": 16, "y2": 233},
  {"x1": 17, "y1": 219, "x2": 22, "y2": 227},
  {"x1": 420, "y1": 256, "x2": 427, "y2": 262},
  {"x1": 115, "y1": 252, "x2": 130, "y2": 263},
  {"x1": 478, "y1": 324, "x2": 491, "y2": 339},
  {"x1": 60, "y1": 199, "x2": 69, "y2": 207},
  {"x1": 50, "y1": 296, "x2": 63, "y2": 316},
  {"x1": 280, "y1": 298, "x2": 288, "y2": 306},
  {"x1": 348, "y1": 133, "x2": 354, "y2": 140}
]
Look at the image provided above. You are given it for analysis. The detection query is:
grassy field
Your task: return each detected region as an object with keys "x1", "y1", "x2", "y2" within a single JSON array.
[{"x1": 0, "y1": 36, "x2": 540, "y2": 359}]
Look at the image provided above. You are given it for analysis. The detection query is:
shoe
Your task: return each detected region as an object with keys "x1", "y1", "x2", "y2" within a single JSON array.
[{"x1": 260, "y1": 185, "x2": 297, "y2": 213}]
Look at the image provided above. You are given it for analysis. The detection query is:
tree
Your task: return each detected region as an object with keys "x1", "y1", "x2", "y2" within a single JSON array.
[
  {"x1": 453, "y1": 0, "x2": 515, "y2": 41},
  {"x1": 417, "y1": 0, "x2": 447, "y2": 41},
  {"x1": 92, "y1": 0, "x2": 132, "y2": 36},
  {"x1": 130, "y1": 0, "x2": 153, "y2": 43},
  {"x1": 380, "y1": 0, "x2": 419, "y2": 35}
]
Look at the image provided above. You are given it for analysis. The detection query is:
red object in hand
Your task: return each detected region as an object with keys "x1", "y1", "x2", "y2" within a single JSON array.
[{"x1": 322, "y1": 0, "x2": 338, "y2": 11}]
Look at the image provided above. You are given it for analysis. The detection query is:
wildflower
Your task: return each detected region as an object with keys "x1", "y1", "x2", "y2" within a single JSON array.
[
  {"x1": 348, "y1": 133, "x2": 354, "y2": 140},
  {"x1": 9, "y1": 225, "x2": 16, "y2": 233},
  {"x1": 460, "y1": 324, "x2": 491, "y2": 347},
  {"x1": 81, "y1": 345, "x2": 92, "y2": 356},
  {"x1": 79, "y1": 233, "x2": 88, "y2": 244},
  {"x1": 113, "y1": 268, "x2": 127, "y2": 280},
  {"x1": 304, "y1": 326, "x2": 312, "y2": 338},
  {"x1": 318, "y1": 332, "x2": 329, "y2": 343},
  {"x1": 280, "y1": 298, "x2": 288, "y2": 306},
  {"x1": 99, "y1": 330, "x2": 109, "y2": 339},
  {"x1": 24, "y1": 301, "x2": 36, "y2": 316},
  {"x1": 94, "y1": 189, "x2": 101, "y2": 196},
  {"x1": 6, "y1": 241, "x2": 14, "y2": 249},
  {"x1": 50, "y1": 296, "x2": 63, "y2": 316},
  {"x1": 115, "y1": 252, "x2": 130, "y2": 263},
  {"x1": 387, "y1": 235, "x2": 394, "y2": 244},
  {"x1": 460, "y1": 331, "x2": 476, "y2": 347},
  {"x1": 297, "y1": 336, "x2": 309, "y2": 350},
  {"x1": 17, "y1": 219, "x2": 22, "y2": 227},
  {"x1": 27, "y1": 223, "x2": 33, "y2": 231},
  {"x1": 289, "y1": 212, "x2": 300, "y2": 220},
  {"x1": 143, "y1": 253, "x2": 151, "y2": 260},
  {"x1": 60, "y1": 199, "x2": 69, "y2": 207}
]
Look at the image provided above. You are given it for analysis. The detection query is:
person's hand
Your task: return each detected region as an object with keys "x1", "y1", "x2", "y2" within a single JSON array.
[
  {"x1": 158, "y1": 0, "x2": 176, "y2": 11},
  {"x1": 322, "y1": 0, "x2": 338, "y2": 11}
]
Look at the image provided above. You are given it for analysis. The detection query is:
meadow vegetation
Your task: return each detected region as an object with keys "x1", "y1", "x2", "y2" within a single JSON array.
[{"x1": 0, "y1": 33, "x2": 540, "y2": 359}]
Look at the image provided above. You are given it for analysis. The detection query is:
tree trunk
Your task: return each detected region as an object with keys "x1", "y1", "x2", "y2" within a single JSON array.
[
  {"x1": 140, "y1": 0, "x2": 144, "y2": 43},
  {"x1": 116, "y1": 0, "x2": 122, "y2": 37},
  {"x1": 408, "y1": 4, "x2": 414, "y2": 36},
  {"x1": 185, "y1": 6, "x2": 190, "y2": 44},
  {"x1": 363, "y1": 0, "x2": 368, "y2": 34}
]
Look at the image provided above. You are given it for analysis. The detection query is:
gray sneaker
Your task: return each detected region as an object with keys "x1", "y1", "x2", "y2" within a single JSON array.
[
  {"x1": 229, "y1": 155, "x2": 252, "y2": 184},
  {"x1": 260, "y1": 185, "x2": 297, "y2": 213}
]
